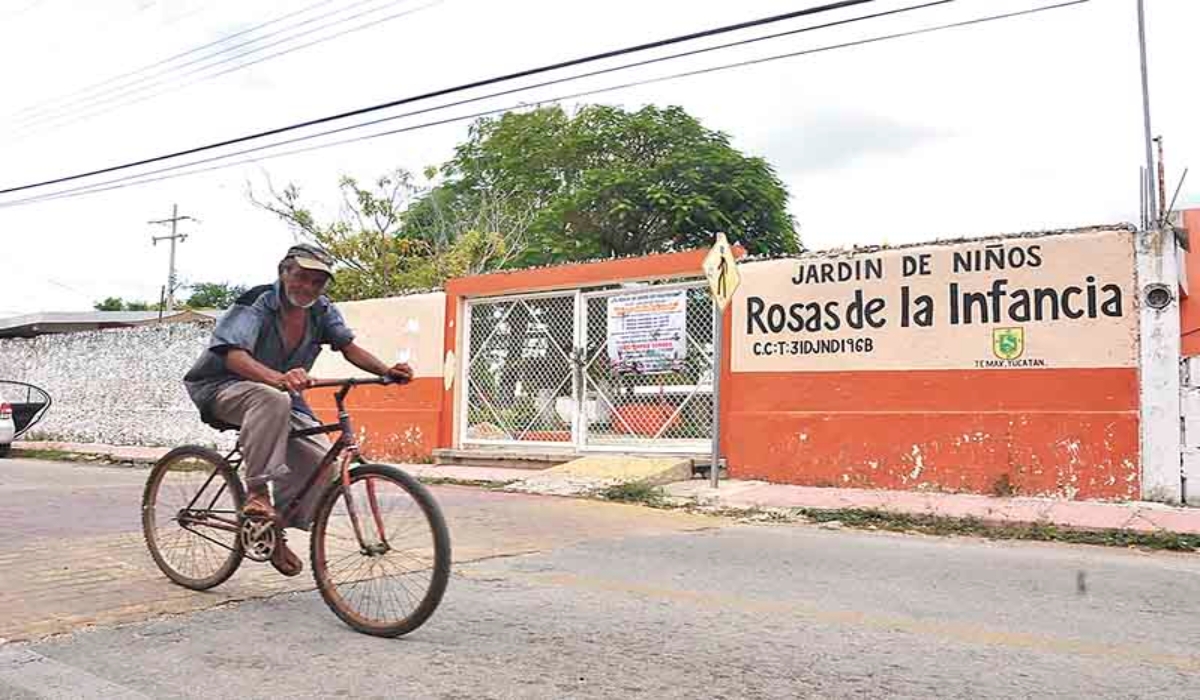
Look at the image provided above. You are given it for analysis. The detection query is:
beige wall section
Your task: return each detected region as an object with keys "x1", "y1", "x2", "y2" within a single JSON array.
[
  {"x1": 731, "y1": 228, "x2": 1138, "y2": 373},
  {"x1": 312, "y1": 292, "x2": 446, "y2": 379}
]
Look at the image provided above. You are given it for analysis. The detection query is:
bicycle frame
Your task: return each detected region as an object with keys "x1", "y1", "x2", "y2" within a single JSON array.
[{"x1": 177, "y1": 377, "x2": 398, "y2": 553}]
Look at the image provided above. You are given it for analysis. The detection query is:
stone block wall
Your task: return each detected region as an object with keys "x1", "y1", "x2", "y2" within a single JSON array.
[{"x1": 0, "y1": 323, "x2": 231, "y2": 448}]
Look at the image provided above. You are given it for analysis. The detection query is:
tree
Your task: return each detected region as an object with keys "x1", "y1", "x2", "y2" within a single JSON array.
[
  {"x1": 249, "y1": 104, "x2": 797, "y2": 300},
  {"x1": 93, "y1": 297, "x2": 154, "y2": 311},
  {"x1": 428, "y1": 104, "x2": 799, "y2": 264},
  {"x1": 250, "y1": 170, "x2": 523, "y2": 301},
  {"x1": 185, "y1": 282, "x2": 247, "y2": 309}
]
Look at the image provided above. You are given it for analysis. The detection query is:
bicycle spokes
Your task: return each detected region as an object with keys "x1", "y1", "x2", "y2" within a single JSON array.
[
  {"x1": 314, "y1": 467, "x2": 448, "y2": 635},
  {"x1": 143, "y1": 448, "x2": 245, "y2": 590}
]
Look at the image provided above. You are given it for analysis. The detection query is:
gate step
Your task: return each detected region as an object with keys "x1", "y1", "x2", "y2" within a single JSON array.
[
  {"x1": 434, "y1": 448, "x2": 722, "y2": 475},
  {"x1": 433, "y1": 448, "x2": 575, "y2": 470}
]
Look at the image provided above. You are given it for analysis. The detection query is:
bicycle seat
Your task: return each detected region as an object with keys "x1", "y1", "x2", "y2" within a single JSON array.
[{"x1": 205, "y1": 418, "x2": 242, "y2": 433}]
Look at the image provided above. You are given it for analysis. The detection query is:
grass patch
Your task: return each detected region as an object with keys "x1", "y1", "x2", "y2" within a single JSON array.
[
  {"x1": 12, "y1": 448, "x2": 96, "y2": 462},
  {"x1": 416, "y1": 476, "x2": 516, "y2": 490},
  {"x1": 596, "y1": 481, "x2": 667, "y2": 506},
  {"x1": 794, "y1": 507, "x2": 1200, "y2": 552},
  {"x1": 10, "y1": 447, "x2": 151, "y2": 467}
]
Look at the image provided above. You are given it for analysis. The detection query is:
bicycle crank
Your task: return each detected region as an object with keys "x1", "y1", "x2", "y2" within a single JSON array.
[{"x1": 240, "y1": 516, "x2": 277, "y2": 562}]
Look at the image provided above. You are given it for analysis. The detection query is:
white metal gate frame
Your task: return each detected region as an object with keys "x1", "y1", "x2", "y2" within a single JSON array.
[{"x1": 458, "y1": 281, "x2": 713, "y2": 453}]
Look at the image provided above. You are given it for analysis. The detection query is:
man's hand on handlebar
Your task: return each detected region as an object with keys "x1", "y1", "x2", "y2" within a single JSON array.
[
  {"x1": 384, "y1": 363, "x2": 413, "y2": 384},
  {"x1": 278, "y1": 368, "x2": 313, "y2": 393}
]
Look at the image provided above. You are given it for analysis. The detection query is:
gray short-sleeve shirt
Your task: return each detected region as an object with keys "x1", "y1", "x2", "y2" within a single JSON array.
[{"x1": 184, "y1": 281, "x2": 354, "y2": 424}]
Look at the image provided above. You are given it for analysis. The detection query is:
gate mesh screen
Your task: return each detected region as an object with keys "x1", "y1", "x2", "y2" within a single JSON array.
[
  {"x1": 463, "y1": 295, "x2": 576, "y2": 443},
  {"x1": 581, "y1": 286, "x2": 714, "y2": 449}
]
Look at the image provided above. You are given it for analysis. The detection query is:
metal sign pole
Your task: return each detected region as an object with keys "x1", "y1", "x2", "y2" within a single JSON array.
[
  {"x1": 702, "y1": 231, "x2": 738, "y2": 490},
  {"x1": 710, "y1": 301, "x2": 723, "y2": 489}
]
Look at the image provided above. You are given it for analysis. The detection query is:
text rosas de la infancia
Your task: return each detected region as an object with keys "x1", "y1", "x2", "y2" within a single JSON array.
[{"x1": 746, "y1": 242, "x2": 1124, "y2": 335}]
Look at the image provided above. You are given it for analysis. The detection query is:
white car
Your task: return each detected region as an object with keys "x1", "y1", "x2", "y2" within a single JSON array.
[
  {"x1": 0, "y1": 382, "x2": 51, "y2": 458},
  {"x1": 0, "y1": 393, "x2": 13, "y2": 457}
]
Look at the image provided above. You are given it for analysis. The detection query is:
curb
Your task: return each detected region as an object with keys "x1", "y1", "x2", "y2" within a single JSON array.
[{"x1": 10, "y1": 447, "x2": 158, "y2": 468}]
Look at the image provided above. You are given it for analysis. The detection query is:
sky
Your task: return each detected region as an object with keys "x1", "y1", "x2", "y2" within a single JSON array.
[{"x1": 0, "y1": 0, "x2": 1196, "y2": 316}]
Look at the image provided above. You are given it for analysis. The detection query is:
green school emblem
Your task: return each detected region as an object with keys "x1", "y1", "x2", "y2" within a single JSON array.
[{"x1": 992, "y1": 327, "x2": 1025, "y2": 361}]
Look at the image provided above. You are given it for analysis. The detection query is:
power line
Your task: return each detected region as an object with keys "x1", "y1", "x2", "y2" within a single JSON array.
[
  {"x1": 2, "y1": 0, "x2": 1091, "y2": 208},
  {"x1": 5, "y1": 0, "x2": 342, "y2": 123},
  {"x1": 0, "y1": 0, "x2": 1092, "y2": 210},
  {"x1": 43, "y1": 277, "x2": 93, "y2": 300},
  {"x1": 1, "y1": 0, "x2": 956, "y2": 201},
  {"x1": 9, "y1": 0, "x2": 430, "y2": 137},
  {"x1": 0, "y1": 0, "x2": 885, "y2": 196},
  {"x1": 0, "y1": 0, "x2": 49, "y2": 24},
  {"x1": 11, "y1": 0, "x2": 406, "y2": 130}
]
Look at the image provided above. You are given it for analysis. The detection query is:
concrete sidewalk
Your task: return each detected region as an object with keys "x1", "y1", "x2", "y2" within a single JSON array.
[
  {"x1": 404, "y1": 464, "x2": 1200, "y2": 536},
  {"x1": 13, "y1": 440, "x2": 1200, "y2": 536}
]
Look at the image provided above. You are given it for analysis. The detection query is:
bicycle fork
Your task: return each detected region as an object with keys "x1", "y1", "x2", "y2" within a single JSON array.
[{"x1": 338, "y1": 448, "x2": 390, "y2": 556}]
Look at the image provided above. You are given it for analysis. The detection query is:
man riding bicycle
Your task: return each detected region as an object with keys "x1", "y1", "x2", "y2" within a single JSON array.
[{"x1": 183, "y1": 243, "x2": 412, "y2": 577}]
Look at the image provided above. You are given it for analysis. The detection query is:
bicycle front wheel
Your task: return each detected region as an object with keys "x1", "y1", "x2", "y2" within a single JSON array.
[
  {"x1": 142, "y1": 445, "x2": 245, "y2": 590},
  {"x1": 311, "y1": 464, "x2": 451, "y2": 637}
]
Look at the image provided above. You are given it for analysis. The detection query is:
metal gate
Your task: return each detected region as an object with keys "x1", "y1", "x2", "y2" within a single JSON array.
[{"x1": 460, "y1": 282, "x2": 714, "y2": 453}]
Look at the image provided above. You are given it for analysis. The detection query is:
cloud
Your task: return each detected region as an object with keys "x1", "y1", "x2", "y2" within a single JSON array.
[{"x1": 760, "y1": 110, "x2": 950, "y2": 174}]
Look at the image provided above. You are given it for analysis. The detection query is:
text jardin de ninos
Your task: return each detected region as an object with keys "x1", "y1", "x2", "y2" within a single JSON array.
[{"x1": 745, "y1": 242, "x2": 1125, "y2": 340}]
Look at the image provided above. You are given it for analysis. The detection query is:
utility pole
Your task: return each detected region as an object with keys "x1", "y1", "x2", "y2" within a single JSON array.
[
  {"x1": 1154, "y1": 135, "x2": 1167, "y2": 220},
  {"x1": 149, "y1": 204, "x2": 197, "y2": 313},
  {"x1": 1136, "y1": 0, "x2": 1157, "y2": 227}
]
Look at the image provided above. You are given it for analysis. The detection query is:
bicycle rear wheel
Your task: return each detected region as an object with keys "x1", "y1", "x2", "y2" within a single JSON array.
[
  {"x1": 311, "y1": 464, "x2": 451, "y2": 637},
  {"x1": 142, "y1": 445, "x2": 245, "y2": 590}
]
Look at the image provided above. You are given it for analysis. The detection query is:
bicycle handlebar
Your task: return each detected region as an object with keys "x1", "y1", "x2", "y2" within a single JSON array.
[{"x1": 306, "y1": 376, "x2": 406, "y2": 390}]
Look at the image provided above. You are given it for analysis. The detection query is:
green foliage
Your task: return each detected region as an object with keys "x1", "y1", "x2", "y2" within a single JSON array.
[
  {"x1": 597, "y1": 481, "x2": 667, "y2": 506},
  {"x1": 185, "y1": 282, "x2": 247, "y2": 309},
  {"x1": 794, "y1": 508, "x2": 1200, "y2": 552},
  {"x1": 250, "y1": 171, "x2": 514, "y2": 301},
  {"x1": 430, "y1": 104, "x2": 799, "y2": 264},
  {"x1": 249, "y1": 103, "x2": 798, "y2": 299},
  {"x1": 93, "y1": 297, "x2": 155, "y2": 311}
]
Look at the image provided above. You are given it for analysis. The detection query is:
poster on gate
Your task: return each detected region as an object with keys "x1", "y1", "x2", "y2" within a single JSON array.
[{"x1": 606, "y1": 289, "x2": 688, "y2": 374}]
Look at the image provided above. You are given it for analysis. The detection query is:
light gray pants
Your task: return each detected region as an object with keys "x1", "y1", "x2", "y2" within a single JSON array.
[{"x1": 210, "y1": 381, "x2": 332, "y2": 530}]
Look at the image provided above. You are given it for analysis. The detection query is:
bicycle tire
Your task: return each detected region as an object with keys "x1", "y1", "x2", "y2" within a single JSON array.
[
  {"x1": 142, "y1": 445, "x2": 245, "y2": 590},
  {"x1": 310, "y1": 464, "x2": 451, "y2": 637}
]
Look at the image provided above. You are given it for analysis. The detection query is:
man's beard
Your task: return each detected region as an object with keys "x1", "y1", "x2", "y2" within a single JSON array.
[{"x1": 286, "y1": 291, "x2": 316, "y2": 309}]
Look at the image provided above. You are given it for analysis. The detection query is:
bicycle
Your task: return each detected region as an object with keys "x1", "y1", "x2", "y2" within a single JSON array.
[{"x1": 141, "y1": 377, "x2": 451, "y2": 638}]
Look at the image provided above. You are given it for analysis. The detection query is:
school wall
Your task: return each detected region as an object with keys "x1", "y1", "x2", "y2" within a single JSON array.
[
  {"x1": 308, "y1": 292, "x2": 446, "y2": 462},
  {"x1": 1180, "y1": 209, "x2": 1200, "y2": 356},
  {"x1": 1174, "y1": 209, "x2": 1200, "y2": 495},
  {"x1": 723, "y1": 227, "x2": 1141, "y2": 500},
  {"x1": 6, "y1": 227, "x2": 1153, "y2": 500}
]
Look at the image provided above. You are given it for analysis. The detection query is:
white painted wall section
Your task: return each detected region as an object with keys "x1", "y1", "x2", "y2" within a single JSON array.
[{"x1": 1136, "y1": 228, "x2": 1183, "y2": 502}]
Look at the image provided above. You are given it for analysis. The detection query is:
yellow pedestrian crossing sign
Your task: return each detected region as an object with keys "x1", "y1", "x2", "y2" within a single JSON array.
[{"x1": 703, "y1": 232, "x2": 740, "y2": 310}]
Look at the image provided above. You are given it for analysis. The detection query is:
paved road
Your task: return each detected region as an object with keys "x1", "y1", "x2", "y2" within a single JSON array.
[{"x1": 2, "y1": 457, "x2": 1200, "y2": 698}]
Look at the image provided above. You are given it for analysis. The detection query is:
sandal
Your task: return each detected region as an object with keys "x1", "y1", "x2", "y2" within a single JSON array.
[
  {"x1": 242, "y1": 493, "x2": 278, "y2": 523},
  {"x1": 270, "y1": 532, "x2": 303, "y2": 577}
]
